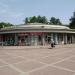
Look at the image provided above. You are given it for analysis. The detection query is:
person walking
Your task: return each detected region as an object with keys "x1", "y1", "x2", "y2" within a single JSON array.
[{"x1": 51, "y1": 39, "x2": 55, "y2": 48}]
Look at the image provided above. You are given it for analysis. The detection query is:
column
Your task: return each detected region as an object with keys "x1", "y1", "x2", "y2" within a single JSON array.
[
  {"x1": 51, "y1": 33, "x2": 53, "y2": 40},
  {"x1": 70, "y1": 36, "x2": 72, "y2": 44},
  {"x1": 62, "y1": 34, "x2": 65, "y2": 44},
  {"x1": 74, "y1": 35, "x2": 75, "y2": 43},
  {"x1": 0, "y1": 35, "x2": 2, "y2": 42},
  {"x1": 31, "y1": 35, "x2": 34, "y2": 46},
  {"x1": 14, "y1": 34, "x2": 18, "y2": 46},
  {"x1": 34, "y1": 35, "x2": 38, "y2": 46},
  {"x1": 42, "y1": 33, "x2": 45, "y2": 46},
  {"x1": 55, "y1": 33, "x2": 58, "y2": 45},
  {"x1": 0, "y1": 35, "x2": 3, "y2": 46},
  {"x1": 64, "y1": 34, "x2": 67, "y2": 44},
  {"x1": 72, "y1": 35, "x2": 74, "y2": 43}
]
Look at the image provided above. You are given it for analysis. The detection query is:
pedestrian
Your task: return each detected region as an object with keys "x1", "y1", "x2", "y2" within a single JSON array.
[{"x1": 51, "y1": 39, "x2": 55, "y2": 48}]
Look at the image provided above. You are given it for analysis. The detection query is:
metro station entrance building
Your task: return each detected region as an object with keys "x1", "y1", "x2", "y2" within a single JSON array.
[{"x1": 0, "y1": 23, "x2": 75, "y2": 46}]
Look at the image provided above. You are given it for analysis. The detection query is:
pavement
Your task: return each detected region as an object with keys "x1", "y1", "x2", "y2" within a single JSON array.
[{"x1": 0, "y1": 44, "x2": 75, "y2": 75}]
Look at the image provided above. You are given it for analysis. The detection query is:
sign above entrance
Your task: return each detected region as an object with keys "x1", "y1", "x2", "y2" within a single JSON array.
[{"x1": 18, "y1": 33, "x2": 29, "y2": 36}]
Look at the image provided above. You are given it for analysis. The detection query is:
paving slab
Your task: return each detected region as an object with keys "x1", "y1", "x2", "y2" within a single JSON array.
[
  {"x1": 0, "y1": 66, "x2": 20, "y2": 75},
  {"x1": 0, "y1": 44, "x2": 75, "y2": 75},
  {"x1": 13, "y1": 61, "x2": 45, "y2": 72},
  {"x1": 36, "y1": 56, "x2": 62, "y2": 64},
  {"x1": 29, "y1": 66, "x2": 75, "y2": 75},
  {"x1": 54, "y1": 60, "x2": 75, "y2": 72},
  {"x1": 68, "y1": 56, "x2": 75, "y2": 62},
  {"x1": 53, "y1": 51, "x2": 75, "y2": 59},
  {"x1": 3, "y1": 57, "x2": 28, "y2": 64},
  {"x1": 0, "y1": 60, "x2": 7, "y2": 67}
]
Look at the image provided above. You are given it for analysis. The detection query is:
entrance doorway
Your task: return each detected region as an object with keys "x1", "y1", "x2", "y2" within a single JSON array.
[
  {"x1": 38, "y1": 35, "x2": 42, "y2": 45},
  {"x1": 18, "y1": 33, "x2": 30, "y2": 46},
  {"x1": 18, "y1": 36, "x2": 25, "y2": 46}
]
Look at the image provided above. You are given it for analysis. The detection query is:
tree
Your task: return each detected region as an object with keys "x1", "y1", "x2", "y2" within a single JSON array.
[
  {"x1": 29, "y1": 16, "x2": 37, "y2": 23},
  {"x1": 50, "y1": 17, "x2": 56, "y2": 24},
  {"x1": 69, "y1": 12, "x2": 75, "y2": 29},
  {"x1": 41, "y1": 16, "x2": 48, "y2": 24},
  {"x1": 24, "y1": 16, "x2": 62, "y2": 25},
  {"x1": 49, "y1": 17, "x2": 62, "y2": 25},
  {"x1": 25, "y1": 17, "x2": 29, "y2": 24},
  {"x1": 24, "y1": 16, "x2": 48, "y2": 24},
  {"x1": 37, "y1": 15, "x2": 42, "y2": 23},
  {"x1": 56, "y1": 19, "x2": 62, "y2": 25},
  {"x1": 0, "y1": 22, "x2": 13, "y2": 29}
]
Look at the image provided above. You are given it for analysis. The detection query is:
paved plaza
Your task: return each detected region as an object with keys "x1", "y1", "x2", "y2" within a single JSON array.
[{"x1": 0, "y1": 44, "x2": 75, "y2": 75}]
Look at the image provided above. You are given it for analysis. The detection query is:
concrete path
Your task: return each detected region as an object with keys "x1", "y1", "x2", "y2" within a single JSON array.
[{"x1": 0, "y1": 44, "x2": 75, "y2": 75}]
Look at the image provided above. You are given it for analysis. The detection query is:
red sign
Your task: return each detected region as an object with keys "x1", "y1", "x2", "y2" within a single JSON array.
[{"x1": 18, "y1": 33, "x2": 29, "y2": 36}]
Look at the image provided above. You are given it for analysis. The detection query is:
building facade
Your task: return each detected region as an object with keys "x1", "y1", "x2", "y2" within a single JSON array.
[{"x1": 0, "y1": 23, "x2": 75, "y2": 46}]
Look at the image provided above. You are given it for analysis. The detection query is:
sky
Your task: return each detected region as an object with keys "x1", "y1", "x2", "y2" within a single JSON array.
[{"x1": 0, "y1": 0, "x2": 75, "y2": 25}]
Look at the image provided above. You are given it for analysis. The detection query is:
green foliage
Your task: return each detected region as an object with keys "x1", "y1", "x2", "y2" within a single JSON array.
[
  {"x1": 24, "y1": 16, "x2": 48, "y2": 24},
  {"x1": 24, "y1": 16, "x2": 62, "y2": 25},
  {"x1": 0, "y1": 22, "x2": 13, "y2": 29},
  {"x1": 50, "y1": 17, "x2": 62, "y2": 25},
  {"x1": 30, "y1": 16, "x2": 37, "y2": 23},
  {"x1": 25, "y1": 17, "x2": 29, "y2": 24},
  {"x1": 37, "y1": 16, "x2": 41, "y2": 23},
  {"x1": 41, "y1": 16, "x2": 48, "y2": 24},
  {"x1": 69, "y1": 12, "x2": 75, "y2": 29}
]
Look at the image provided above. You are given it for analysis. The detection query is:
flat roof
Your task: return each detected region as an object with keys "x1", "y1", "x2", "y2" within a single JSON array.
[
  {"x1": 1, "y1": 23, "x2": 69, "y2": 30},
  {"x1": 0, "y1": 23, "x2": 75, "y2": 34}
]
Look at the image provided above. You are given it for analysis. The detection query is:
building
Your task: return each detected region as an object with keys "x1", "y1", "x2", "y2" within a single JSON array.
[{"x1": 0, "y1": 23, "x2": 75, "y2": 46}]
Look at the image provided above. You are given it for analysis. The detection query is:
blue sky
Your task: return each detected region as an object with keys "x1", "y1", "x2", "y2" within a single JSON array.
[{"x1": 0, "y1": 0, "x2": 75, "y2": 25}]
